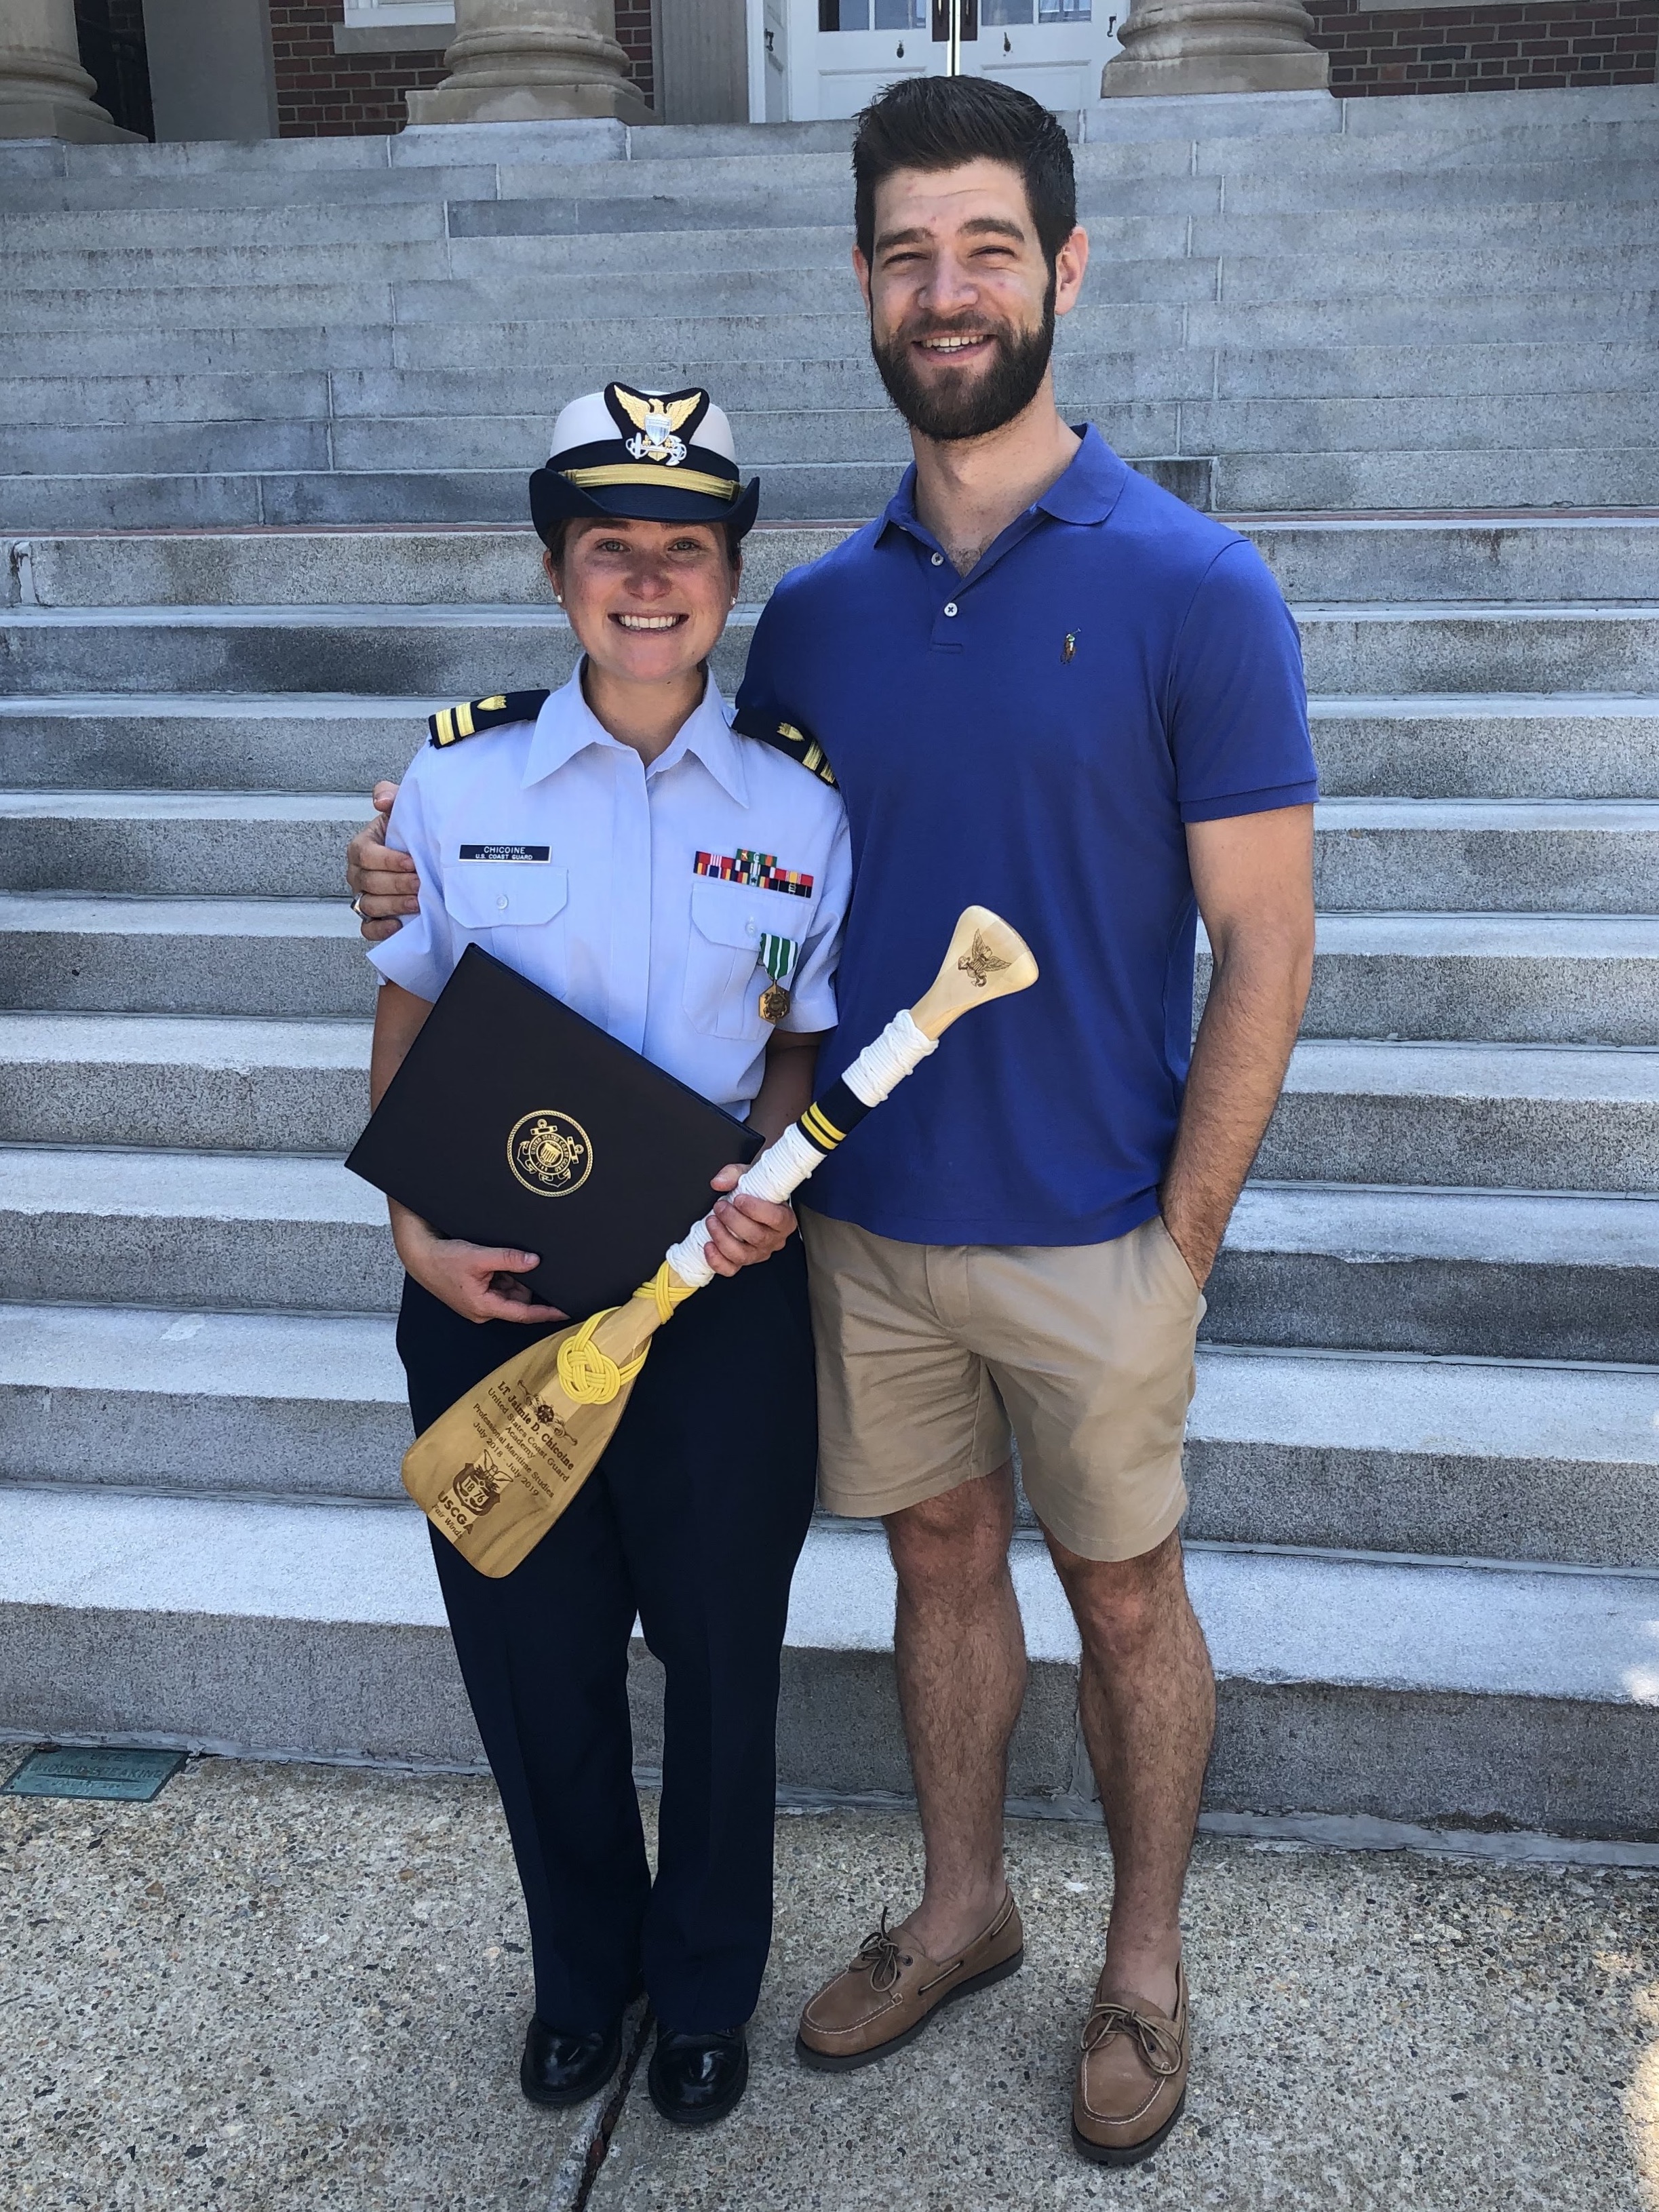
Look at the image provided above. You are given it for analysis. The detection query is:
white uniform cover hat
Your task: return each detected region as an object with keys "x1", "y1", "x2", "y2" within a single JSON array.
[{"x1": 529, "y1": 383, "x2": 760, "y2": 543}]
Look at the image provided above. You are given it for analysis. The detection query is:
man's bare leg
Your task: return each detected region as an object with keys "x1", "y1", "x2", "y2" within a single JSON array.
[
  {"x1": 884, "y1": 1461, "x2": 1027, "y2": 1960},
  {"x1": 1045, "y1": 1528, "x2": 1214, "y2": 2014}
]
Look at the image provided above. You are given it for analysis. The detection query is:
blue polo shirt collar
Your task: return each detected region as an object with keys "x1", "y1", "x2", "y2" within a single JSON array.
[{"x1": 876, "y1": 424, "x2": 1129, "y2": 580}]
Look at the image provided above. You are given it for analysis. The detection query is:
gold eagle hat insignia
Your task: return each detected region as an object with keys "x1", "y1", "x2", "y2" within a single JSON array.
[
  {"x1": 604, "y1": 382, "x2": 710, "y2": 468},
  {"x1": 958, "y1": 930, "x2": 1013, "y2": 989}
]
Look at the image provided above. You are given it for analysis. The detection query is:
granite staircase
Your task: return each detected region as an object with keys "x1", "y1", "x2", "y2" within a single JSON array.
[{"x1": 3, "y1": 87, "x2": 1658, "y2": 1838}]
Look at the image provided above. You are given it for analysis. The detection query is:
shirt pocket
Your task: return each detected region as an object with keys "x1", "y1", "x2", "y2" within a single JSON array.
[
  {"x1": 442, "y1": 863, "x2": 570, "y2": 993},
  {"x1": 684, "y1": 877, "x2": 807, "y2": 1042}
]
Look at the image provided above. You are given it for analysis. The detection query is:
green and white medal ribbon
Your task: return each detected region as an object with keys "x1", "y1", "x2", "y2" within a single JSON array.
[{"x1": 757, "y1": 932, "x2": 798, "y2": 1024}]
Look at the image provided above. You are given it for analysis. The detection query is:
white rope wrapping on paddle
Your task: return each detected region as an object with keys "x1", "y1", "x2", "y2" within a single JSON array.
[
  {"x1": 842, "y1": 1009, "x2": 937, "y2": 1106},
  {"x1": 664, "y1": 1123, "x2": 823, "y2": 1288},
  {"x1": 661, "y1": 1015, "x2": 936, "y2": 1291}
]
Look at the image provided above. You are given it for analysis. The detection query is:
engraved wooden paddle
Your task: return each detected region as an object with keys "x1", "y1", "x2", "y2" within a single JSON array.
[{"x1": 402, "y1": 905, "x2": 1039, "y2": 1578}]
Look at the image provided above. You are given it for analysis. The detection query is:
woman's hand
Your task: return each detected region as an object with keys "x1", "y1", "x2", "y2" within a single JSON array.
[
  {"x1": 391, "y1": 1202, "x2": 568, "y2": 1325},
  {"x1": 702, "y1": 1164, "x2": 796, "y2": 1276}
]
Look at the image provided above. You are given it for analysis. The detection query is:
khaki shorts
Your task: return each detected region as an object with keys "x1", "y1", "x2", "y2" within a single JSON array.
[{"x1": 798, "y1": 1210, "x2": 1206, "y2": 1564}]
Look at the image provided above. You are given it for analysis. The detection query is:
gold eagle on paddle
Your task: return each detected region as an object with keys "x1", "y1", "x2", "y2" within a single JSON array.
[
  {"x1": 611, "y1": 385, "x2": 704, "y2": 467},
  {"x1": 958, "y1": 930, "x2": 1011, "y2": 989}
]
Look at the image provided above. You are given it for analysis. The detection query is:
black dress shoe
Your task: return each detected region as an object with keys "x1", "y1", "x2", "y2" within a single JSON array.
[
  {"x1": 647, "y1": 2026, "x2": 749, "y2": 2129},
  {"x1": 520, "y1": 2013, "x2": 623, "y2": 2108}
]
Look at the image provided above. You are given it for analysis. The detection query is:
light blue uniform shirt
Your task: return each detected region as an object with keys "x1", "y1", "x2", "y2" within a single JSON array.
[{"x1": 369, "y1": 667, "x2": 852, "y2": 1121}]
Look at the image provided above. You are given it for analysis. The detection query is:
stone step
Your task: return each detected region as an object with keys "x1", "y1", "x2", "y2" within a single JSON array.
[
  {"x1": 0, "y1": 791, "x2": 362, "y2": 899},
  {"x1": 21, "y1": 344, "x2": 1653, "y2": 437},
  {"x1": 0, "y1": 1145, "x2": 395, "y2": 1313},
  {"x1": 1312, "y1": 798, "x2": 1659, "y2": 913},
  {"x1": 5, "y1": 600, "x2": 1652, "y2": 698},
  {"x1": 0, "y1": 894, "x2": 370, "y2": 1016},
  {"x1": 5, "y1": 690, "x2": 1653, "y2": 801},
  {"x1": 1186, "y1": 1344, "x2": 1659, "y2": 1567},
  {"x1": 3, "y1": 406, "x2": 1654, "y2": 498},
  {"x1": 6, "y1": 448, "x2": 1652, "y2": 530},
  {"x1": 2, "y1": 1142, "x2": 1652, "y2": 1358},
  {"x1": 3, "y1": 789, "x2": 1651, "y2": 914},
  {"x1": 1314, "y1": 695, "x2": 1659, "y2": 800},
  {"x1": 0, "y1": 694, "x2": 425, "y2": 794},
  {"x1": 0, "y1": 695, "x2": 439, "y2": 794},
  {"x1": 1, "y1": 237, "x2": 1650, "y2": 344},
  {"x1": 1, "y1": 282, "x2": 1650, "y2": 384},
  {"x1": 1, "y1": 527, "x2": 835, "y2": 611},
  {"x1": 1264, "y1": 1039, "x2": 1659, "y2": 1191},
  {"x1": 0, "y1": 1300, "x2": 408, "y2": 1502},
  {"x1": 1210, "y1": 1182, "x2": 1659, "y2": 1362},
  {"x1": 1, "y1": 1484, "x2": 1654, "y2": 1831},
  {"x1": 0, "y1": 1013, "x2": 371, "y2": 1152},
  {"x1": 0, "y1": 1012, "x2": 1647, "y2": 1198},
  {"x1": 1, "y1": 886, "x2": 1647, "y2": 1035},
  {"x1": 3, "y1": 156, "x2": 1652, "y2": 249},
  {"x1": 1295, "y1": 910, "x2": 1659, "y2": 1044},
  {"x1": 15, "y1": 519, "x2": 1657, "y2": 613},
  {"x1": 6, "y1": 1299, "x2": 1654, "y2": 1571}
]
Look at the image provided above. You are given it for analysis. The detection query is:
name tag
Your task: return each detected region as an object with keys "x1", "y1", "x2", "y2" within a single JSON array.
[{"x1": 458, "y1": 844, "x2": 551, "y2": 863}]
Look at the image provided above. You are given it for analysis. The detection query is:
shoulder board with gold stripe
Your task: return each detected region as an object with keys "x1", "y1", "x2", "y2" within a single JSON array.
[
  {"x1": 427, "y1": 690, "x2": 551, "y2": 749},
  {"x1": 731, "y1": 708, "x2": 838, "y2": 791}
]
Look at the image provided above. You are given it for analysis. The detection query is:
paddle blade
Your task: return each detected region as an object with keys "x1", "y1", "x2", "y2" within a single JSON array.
[
  {"x1": 402, "y1": 1321, "x2": 638, "y2": 1578},
  {"x1": 910, "y1": 905, "x2": 1040, "y2": 1041}
]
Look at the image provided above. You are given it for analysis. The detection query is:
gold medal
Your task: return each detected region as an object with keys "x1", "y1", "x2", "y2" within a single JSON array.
[{"x1": 759, "y1": 981, "x2": 792, "y2": 1024}]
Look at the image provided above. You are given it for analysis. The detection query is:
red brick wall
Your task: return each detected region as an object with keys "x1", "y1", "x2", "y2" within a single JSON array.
[
  {"x1": 1308, "y1": 0, "x2": 1658, "y2": 91},
  {"x1": 271, "y1": 1, "x2": 655, "y2": 136}
]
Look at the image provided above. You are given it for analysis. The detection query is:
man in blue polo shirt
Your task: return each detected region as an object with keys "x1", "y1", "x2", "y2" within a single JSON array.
[
  {"x1": 345, "y1": 76, "x2": 1315, "y2": 2167},
  {"x1": 742, "y1": 79, "x2": 1314, "y2": 2165}
]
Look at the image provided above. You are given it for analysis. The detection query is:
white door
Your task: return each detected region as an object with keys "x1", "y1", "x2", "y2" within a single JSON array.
[
  {"x1": 785, "y1": 0, "x2": 1119, "y2": 119},
  {"x1": 787, "y1": 0, "x2": 931, "y2": 121},
  {"x1": 974, "y1": 0, "x2": 1122, "y2": 112}
]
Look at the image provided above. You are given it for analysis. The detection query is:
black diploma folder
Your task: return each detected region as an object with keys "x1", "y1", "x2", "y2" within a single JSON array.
[{"x1": 346, "y1": 945, "x2": 762, "y2": 1320}]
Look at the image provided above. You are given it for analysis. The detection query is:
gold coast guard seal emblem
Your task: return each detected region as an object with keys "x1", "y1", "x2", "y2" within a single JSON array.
[
  {"x1": 604, "y1": 382, "x2": 709, "y2": 469},
  {"x1": 507, "y1": 1109, "x2": 593, "y2": 1197}
]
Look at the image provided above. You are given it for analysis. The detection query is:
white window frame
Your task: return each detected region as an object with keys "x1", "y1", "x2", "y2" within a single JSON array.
[{"x1": 341, "y1": 1, "x2": 455, "y2": 27}]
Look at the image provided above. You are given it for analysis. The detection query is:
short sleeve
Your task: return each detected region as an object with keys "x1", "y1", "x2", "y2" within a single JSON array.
[
  {"x1": 1167, "y1": 539, "x2": 1319, "y2": 825},
  {"x1": 779, "y1": 799, "x2": 851, "y2": 1034},
  {"x1": 364, "y1": 745, "x2": 458, "y2": 1004}
]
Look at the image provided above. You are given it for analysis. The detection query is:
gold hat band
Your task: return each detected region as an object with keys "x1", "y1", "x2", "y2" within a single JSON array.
[{"x1": 560, "y1": 462, "x2": 739, "y2": 503}]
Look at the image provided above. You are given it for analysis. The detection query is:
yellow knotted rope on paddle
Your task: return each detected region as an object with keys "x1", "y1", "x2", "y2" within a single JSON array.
[{"x1": 553, "y1": 1263, "x2": 699, "y2": 1405}]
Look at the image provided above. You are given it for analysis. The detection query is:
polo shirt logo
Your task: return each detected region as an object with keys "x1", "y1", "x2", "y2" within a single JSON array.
[{"x1": 1063, "y1": 632, "x2": 1078, "y2": 663}]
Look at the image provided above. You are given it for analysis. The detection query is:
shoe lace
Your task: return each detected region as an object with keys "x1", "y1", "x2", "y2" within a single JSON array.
[
  {"x1": 853, "y1": 1912, "x2": 911, "y2": 1992},
  {"x1": 1080, "y1": 1997, "x2": 1183, "y2": 2078}
]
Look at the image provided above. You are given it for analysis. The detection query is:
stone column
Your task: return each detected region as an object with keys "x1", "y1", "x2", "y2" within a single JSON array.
[
  {"x1": 404, "y1": 0, "x2": 650, "y2": 125},
  {"x1": 1099, "y1": 0, "x2": 1330, "y2": 96},
  {"x1": 0, "y1": 0, "x2": 141, "y2": 140}
]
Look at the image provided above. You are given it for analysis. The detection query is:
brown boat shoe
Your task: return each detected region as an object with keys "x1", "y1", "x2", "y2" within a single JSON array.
[
  {"x1": 794, "y1": 1891, "x2": 1024, "y2": 2072},
  {"x1": 1071, "y1": 1960, "x2": 1190, "y2": 2166}
]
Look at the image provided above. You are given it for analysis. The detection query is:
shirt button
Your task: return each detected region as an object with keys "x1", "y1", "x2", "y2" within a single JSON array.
[
  {"x1": 747, "y1": 920, "x2": 757, "y2": 935},
  {"x1": 931, "y1": 552, "x2": 943, "y2": 567},
  {"x1": 943, "y1": 601, "x2": 958, "y2": 618},
  {"x1": 496, "y1": 895, "x2": 509, "y2": 911}
]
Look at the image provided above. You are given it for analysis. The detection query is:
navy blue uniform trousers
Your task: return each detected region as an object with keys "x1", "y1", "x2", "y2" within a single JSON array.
[{"x1": 399, "y1": 1236, "x2": 817, "y2": 2036}]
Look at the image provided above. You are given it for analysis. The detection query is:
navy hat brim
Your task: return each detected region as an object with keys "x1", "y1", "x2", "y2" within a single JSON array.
[{"x1": 530, "y1": 467, "x2": 760, "y2": 544}]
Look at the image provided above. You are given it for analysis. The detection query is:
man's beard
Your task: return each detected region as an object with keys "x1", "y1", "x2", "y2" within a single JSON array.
[{"x1": 870, "y1": 281, "x2": 1057, "y2": 443}]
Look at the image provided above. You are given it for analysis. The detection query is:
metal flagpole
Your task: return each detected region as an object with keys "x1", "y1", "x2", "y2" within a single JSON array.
[{"x1": 947, "y1": 0, "x2": 962, "y2": 71}]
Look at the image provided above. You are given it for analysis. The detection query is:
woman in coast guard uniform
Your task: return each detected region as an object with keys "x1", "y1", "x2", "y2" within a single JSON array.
[{"x1": 366, "y1": 388, "x2": 850, "y2": 2129}]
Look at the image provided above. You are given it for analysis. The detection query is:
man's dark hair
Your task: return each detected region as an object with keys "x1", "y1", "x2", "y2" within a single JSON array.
[{"x1": 851, "y1": 76, "x2": 1077, "y2": 270}]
